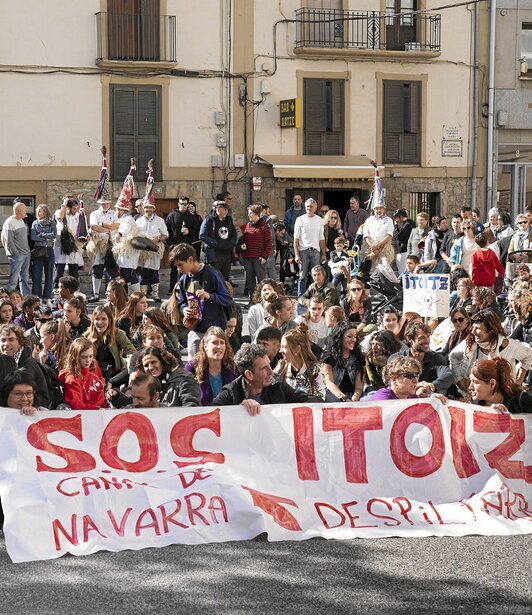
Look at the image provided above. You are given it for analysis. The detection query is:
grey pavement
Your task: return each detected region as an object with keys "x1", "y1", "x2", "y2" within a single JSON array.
[{"x1": 0, "y1": 534, "x2": 529, "y2": 614}]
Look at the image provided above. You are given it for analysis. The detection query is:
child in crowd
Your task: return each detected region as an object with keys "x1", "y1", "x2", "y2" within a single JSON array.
[
  {"x1": 471, "y1": 231, "x2": 505, "y2": 289},
  {"x1": 328, "y1": 236, "x2": 351, "y2": 291},
  {"x1": 398, "y1": 254, "x2": 419, "y2": 280}
]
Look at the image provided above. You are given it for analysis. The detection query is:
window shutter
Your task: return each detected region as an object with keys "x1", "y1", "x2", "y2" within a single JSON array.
[
  {"x1": 114, "y1": 89, "x2": 135, "y2": 136},
  {"x1": 304, "y1": 79, "x2": 326, "y2": 132},
  {"x1": 383, "y1": 80, "x2": 420, "y2": 164},
  {"x1": 330, "y1": 80, "x2": 344, "y2": 132},
  {"x1": 304, "y1": 78, "x2": 344, "y2": 155},
  {"x1": 383, "y1": 81, "x2": 404, "y2": 133},
  {"x1": 137, "y1": 89, "x2": 158, "y2": 136}
]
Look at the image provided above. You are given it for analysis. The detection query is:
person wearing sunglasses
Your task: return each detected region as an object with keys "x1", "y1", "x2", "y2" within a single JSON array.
[
  {"x1": 442, "y1": 308, "x2": 471, "y2": 356},
  {"x1": 372, "y1": 356, "x2": 447, "y2": 403},
  {"x1": 507, "y1": 214, "x2": 532, "y2": 265},
  {"x1": 388, "y1": 321, "x2": 454, "y2": 396}
]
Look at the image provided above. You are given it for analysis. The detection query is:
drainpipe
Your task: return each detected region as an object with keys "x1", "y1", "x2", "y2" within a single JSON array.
[
  {"x1": 470, "y1": 2, "x2": 479, "y2": 211},
  {"x1": 486, "y1": 0, "x2": 497, "y2": 210}
]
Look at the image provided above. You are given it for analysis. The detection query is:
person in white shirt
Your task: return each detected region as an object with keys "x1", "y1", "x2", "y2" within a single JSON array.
[
  {"x1": 114, "y1": 202, "x2": 141, "y2": 293},
  {"x1": 293, "y1": 198, "x2": 326, "y2": 296},
  {"x1": 295, "y1": 293, "x2": 328, "y2": 348},
  {"x1": 363, "y1": 203, "x2": 395, "y2": 270},
  {"x1": 136, "y1": 203, "x2": 168, "y2": 302},
  {"x1": 87, "y1": 198, "x2": 119, "y2": 302}
]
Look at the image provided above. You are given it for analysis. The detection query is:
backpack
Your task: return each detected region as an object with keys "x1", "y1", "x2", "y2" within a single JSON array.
[{"x1": 37, "y1": 362, "x2": 64, "y2": 410}]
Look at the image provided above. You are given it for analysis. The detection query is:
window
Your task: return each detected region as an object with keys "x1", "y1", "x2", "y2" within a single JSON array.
[
  {"x1": 108, "y1": 0, "x2": 160, "y2": 61},
  {"x1": 522, "y1": 23, "x2": 532, "y2": 73},
  {"x1": 408, "y1": 192, "x2": 439, "y2": 221},
  {"x1": 304, "y1": 79, "x2": 345, "y2": 155},
  {"x1": 110, "y1": 85, "x2": 162, "y2": 181},
  {"x1": 386, "y1": 0, "x2": 416, "y2": 50},
  {"x1": 383, "y1": 80, "x2": 420, "y2": 164}
]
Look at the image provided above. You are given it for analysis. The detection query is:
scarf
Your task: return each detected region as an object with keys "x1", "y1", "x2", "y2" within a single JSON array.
[
  {"x1": 515, "y1": 230, "x2": 530, "y2": 251},
  {"x1": 477, "y1": 334, "x2": 505, "y2": 354}
]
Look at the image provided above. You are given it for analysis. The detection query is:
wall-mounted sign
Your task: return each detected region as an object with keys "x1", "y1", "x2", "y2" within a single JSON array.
[
  {"x1": 252, "y1": 177, "x2": 262, "y2": 191},
  {"x1": 442, "y1": 125, "x2": 462, "y2": 140},
  {"x1": 279, "y1": 98, "x2": 301, "y2": 128},
  {"x1": 442, "y1": 140, "x2": 463, "y2": 157}
]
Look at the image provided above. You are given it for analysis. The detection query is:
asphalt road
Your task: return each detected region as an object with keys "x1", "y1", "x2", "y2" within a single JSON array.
[{"x1": 0, "y1": 533, "x2": 529, "y2": 615}]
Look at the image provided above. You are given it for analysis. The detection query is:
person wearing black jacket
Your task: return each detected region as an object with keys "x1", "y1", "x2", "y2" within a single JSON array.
[
  {"x1": 210, "y1": 343, "x2": 322, "y2": 415},
  {"x1": 199, "y1": 201, "x2": 237, "y2": 282},
  {"x1": 166, "y1": 197, "x2": 201, "y2": 290},
  {"x1": 393, "y1": 209, "x2": 415, "y2": 273}
]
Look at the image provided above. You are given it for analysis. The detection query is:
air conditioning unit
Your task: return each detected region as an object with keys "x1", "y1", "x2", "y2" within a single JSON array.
[{"x1": 405, "y1": 42, "x2": 422, "y2": 51}]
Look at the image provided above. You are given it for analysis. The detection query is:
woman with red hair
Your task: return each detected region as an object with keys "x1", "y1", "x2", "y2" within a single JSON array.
[{"x1": 469, "y1": 357, "x2": 532, "y2": 414}]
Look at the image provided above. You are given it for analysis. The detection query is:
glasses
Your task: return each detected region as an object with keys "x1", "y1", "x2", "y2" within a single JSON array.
[
  {"x1": 452, "y1": 317, "x2": 466, "y2": 323},
  {"x1": 518, "y1": 221, "x2": 528, "y2": 225},
  {"x1": 400, "y1": 372, "x2": 420, "y2": 380},
  {"x1": 352, "y1": 288, "x2": 363, "y2": 292},
  {"x1": 36, "y1": 318, "x2": 52, "y2": 323},
  {"x1": 11, "y1": 391, "x2": 34, "y2": 398}
]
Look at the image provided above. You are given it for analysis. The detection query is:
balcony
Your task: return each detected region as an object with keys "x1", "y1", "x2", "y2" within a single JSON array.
[
  {"x1": 96, "y1": 12, "x2": 176, "y2": 67},
  {"x1": 295, "y1": 8, "x2": 440, "y2": 57}
]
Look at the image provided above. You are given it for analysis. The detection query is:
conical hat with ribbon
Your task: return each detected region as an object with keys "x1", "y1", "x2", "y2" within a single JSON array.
[
  {"x1": 115, "y1": 158, "x2": 136, "y2": 210},
  {"x1": 143, "y1": 159, "x2": 156, "y2": 207},
  {"x1": 94, "y1": 146, "x2": 112, "y2": 203}
]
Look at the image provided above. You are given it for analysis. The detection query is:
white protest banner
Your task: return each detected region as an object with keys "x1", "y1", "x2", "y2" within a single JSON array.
[
  {"x1": 0, "y1": 401, "x2": 529, "y2": 563},
  {"x1": 402, "y1": 273, "x2": 450, "y2": 318}
]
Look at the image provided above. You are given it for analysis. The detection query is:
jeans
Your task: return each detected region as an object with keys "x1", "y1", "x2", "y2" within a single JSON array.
[
  {"x1": 32, "y1": 247, "x2": 55, "y2": 299},
  {"x1": 264, "y1": 253, "x2": 278, "y2": 281},
  {"x1": 297, "y1": 248, "x2": 321, "y2": 296},
  {"x1": 242, "y1": 257, "x2": 266, "y2": 298},
  {"x1": 7, "y1": 253, "x2": 31, "y2": 296}
]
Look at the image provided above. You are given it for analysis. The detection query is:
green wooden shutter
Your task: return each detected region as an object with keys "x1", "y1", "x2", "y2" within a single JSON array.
[
  {"x1": 383, "y1": 80, "x2": 420, "y2": 164},
  {"x1": 304, "y1": 78, "x2": 344, "y2": 155}
]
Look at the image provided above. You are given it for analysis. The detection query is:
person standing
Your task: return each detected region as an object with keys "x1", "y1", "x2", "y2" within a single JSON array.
[
  {"x1": 260, "y1": 204, "x2": 277, "y2": 281},
  {"x1": 406, "y1": 212, "x2": 430, "y2": 259},
  {"x1": 199, "y1": 200, "x2": 237, "y2": 282},
  {"x1": 30, "y1": 204, "x2": 57, "y2": 302},
  {"x1": 53, "y1": 196, "x2": 85, "y2": 286},
  {"x1": 87, "y1": 195, "x2": 119, "y2": 303},
  {"x1": 393, "y1": 209, "x2": 415, "y2": 273},
  {"x1": 240, "y1": 205, "x2": 273, "y2": 301},
  {"x1": 1, "y1": 201, "x2": 31, "y2": 296},
  {"x1": 293, "y1": 198, "x2": 326, "y2": 296},
  {"x1": 362, "y1": 202, "x2": 394, "y2": 270},
  {"x1": 343, "y1": 196, "x2": 369, "y2": 246},
  {"x1": 166, "y1": 196, "x2": 201, "y2": 290},
  {"x1": 283, "y1": 193, "x2": 305, "y2": 236}
]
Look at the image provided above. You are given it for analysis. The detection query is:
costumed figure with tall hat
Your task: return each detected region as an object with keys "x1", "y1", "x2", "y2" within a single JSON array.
[
  {"x1": 362, "y1": 163, "x2": 395, "y2": 272},
  {"x1": 135, "y1": 160, "x2": 168, "y2": 302},
  {"x1": 113, "y1": 158, "x2": 142, "y2": 292},
  {"x1": 86, "y1": 146, "x2": 120, "y2": 303},
  {"x1": 53, "y1": 193, "x2": 86, "y2": 287}
]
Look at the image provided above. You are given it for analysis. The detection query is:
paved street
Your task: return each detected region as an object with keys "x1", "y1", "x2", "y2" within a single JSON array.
[{"x1": 0, "y1": 533, "x2": 529, "y2": 614}]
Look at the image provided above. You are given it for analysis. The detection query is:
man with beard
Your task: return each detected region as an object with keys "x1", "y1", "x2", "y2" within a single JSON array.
[
  {"x1": 199, "y1": 200, "x2": 237, "y2": 282},
  {"x1": 389, "y1": 321, "x2": 454, "y2": 396}
]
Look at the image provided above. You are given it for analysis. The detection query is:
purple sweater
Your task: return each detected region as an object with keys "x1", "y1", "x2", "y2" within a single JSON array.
[
  {"x1": 371, "y1": 387, "x2": 417, "y2": 401},
  {"x1": 184, "y1": 360, "x2": 238, "y2": 405}
]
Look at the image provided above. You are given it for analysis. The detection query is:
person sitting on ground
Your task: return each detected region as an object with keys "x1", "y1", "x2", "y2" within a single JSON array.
[
  {"x1": 133, "y1": 307, "x2": 180, "y2": 354},
  {"x1": 399, "y1": 254, "x2": 419, "y2": 280},
  {"x1": 33, "y1": 319, "x2": 70, "y2": 370},
  {"x1": 512, "y1": 263, "x2": 531, "y2": 288},
  {"x1": 127, "y1": 325, "x2": 180, "y2": 375},
  {"x1": 83, "y1": 304, "x2": 136, "y2": 382},
  {"x1": 225, "y1": 315, "x2": 240, "y2": 354},
  {"x1": 389, "y1": 321, "x2": 454, "y2": 396},
  {"x1": 104, "y1": 279, "x2": 129, "y2": 318},
  {"x1": 125, "y1": 371, "x2": 162, "y2": 409},
  {"x1": 160, "y1": 283, "x2": 188, "y2": 344},
  {"x1": 273, "y1": 324, "x2": 327, "y2": 400},
  {"x1": 0, "y1": 371, "x2": 47, "y2": 415},
  {"x1": 116, "y1": 291, "x2": 149, "y2": 343},
  {"x1": 253, "y1": 295, "x2": 297, "y2": 342},
  {"x1": 295, "y1": 293, "x2": 328, "y2": 348},
  {"x1": 135, "y1": 346, "x2": 200, "y2": 407},
  {"x1": 58, "y1": 338, "x2": 106, "y2": 410},
  {"x1": 470, "y1": 287, "x2": 504, "y2": 320},
  {"x1": 360, "y1": 306, "x2": 401, "y2": 354},
  {"x1": 372, "y1": 356, "x2": 448, "y2": 403},
  {"x1": 449, "y1": 309, "x2": 532, "y2": 398},
  {"x1": 364, "y1": 330, "x2": 402, "y2": 392},
  {"x1": 255, "y1": 326, "x2": 283, "y2": 369},
  {"x1": 394, "y1": 311, "x2": 422, "y2": 342},
  {"x1": 13, "y1": 295, "x2": 41, "y2": 331},
  {"x1": 298, "y1": 265, "x2": 340, "y2": 310},
  {"x1": 8, "y1": 290, "x2": 23, "y2": 317},
  {"x1": 469, "y1": 357, "x2": 532, "y2": 414},
  {"x1": 442, "y1": 308, "x2": 472, "y2": 356},
  {"x1": 210, "y1": 343, "x2": 323, "y2": 415},
  {"x1": 324, "y1": 305, "x2": 347, "y2": 335},
  {"x1": 185, "y1": 326, "x2": 238, "y2": 405},
  {"x1": 321, "y1": 321, "x2": 365, "y2": 403},
  {"x1": 0, "y1": 323, "x2": 49, "y2": 407},
  {"x1": 62, "y1": 297, "x2": 90, "y2": 340},
  {"x1": 24, "y1": 305, "x2": 53, "y2": 348},
  {"x1": 51, "y1": 275, "x2": 85, "y2": 317},
  {"x1": 247, "y1": 278, "x2": 284, "y2": 340},
  {"x1": 450, "y1": 277, "x2": 474, "y2": 312},
  {"x1": 509, "y1": 292, "x2": 532, "y2": 345},
  {"x1": 0, "y1": 299, "x2": 15, "y2": 325},
  {"x1": 341, "y1": 280, "x2": 374, "y2": 338}
]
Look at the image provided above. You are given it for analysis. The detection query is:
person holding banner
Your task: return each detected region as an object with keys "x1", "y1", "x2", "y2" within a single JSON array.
[
  {"x1": 469, "y1": 357, "x2": 532, "y2": 414},
  {"x1": 211, "y1": 343, "x2": 322, "y2": 416},
  {"x1": 0, "y1": 371, "x2": 46, "y2": 415},
  {"x1": 321, "y1": 321, "x2": 365, "y2": 403}
]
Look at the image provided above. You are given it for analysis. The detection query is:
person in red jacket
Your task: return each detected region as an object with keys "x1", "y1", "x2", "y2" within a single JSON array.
[
  {"x1": 239, "y1": 204, "x2": 273, "y2": 301},
  {"x1": 471, "y1": 231, "x2": 505, "y2": 289},
  {"x1": 59, "y1": 337, "x2": 107, "y2": 409}
]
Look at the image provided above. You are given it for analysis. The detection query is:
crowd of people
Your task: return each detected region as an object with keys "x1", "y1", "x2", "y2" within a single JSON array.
[{"x1": 1, "y1": 181, "x2": 532, "y2": 417}]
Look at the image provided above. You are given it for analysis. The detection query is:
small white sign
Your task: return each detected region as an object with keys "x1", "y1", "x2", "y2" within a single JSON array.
[
  {"x1": 442, "y1": 140, "x2": 463, "y2": 157},
  {"x1": 403, "y1": 273, "x2": 450, "y2": 318},
  {"x1": 442, "y1": 125, "x2": 462, "y2": 140}
]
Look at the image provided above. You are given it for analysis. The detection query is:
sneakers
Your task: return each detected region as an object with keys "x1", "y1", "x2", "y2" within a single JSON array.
[{"x1": 88, "y1": 295, "x2": 100, "y2": 303}]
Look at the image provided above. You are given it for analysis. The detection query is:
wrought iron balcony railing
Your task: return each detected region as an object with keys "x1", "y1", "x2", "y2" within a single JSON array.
[
  {"x1": 96, "y1": 12, "x2": 176, "y2": 62},
  {"x1": 295, "y1": 8, "x2": 441, "y2": 53}
]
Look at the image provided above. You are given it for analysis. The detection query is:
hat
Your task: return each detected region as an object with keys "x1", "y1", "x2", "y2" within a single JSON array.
[
  {"x1": 142, "y1": 159, "x2": 156, "y2": 208},
  {"x1": 115, "y1": 158, "x2": 136, "y2": 211},
  {"x1": 94, "y1": 146, "x2": 112, "y2": 204}
]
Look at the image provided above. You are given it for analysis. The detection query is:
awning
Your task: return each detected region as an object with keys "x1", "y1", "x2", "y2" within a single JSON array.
[{"x1": 255, "y1": 155, "x2": 382, "y2": 179}]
